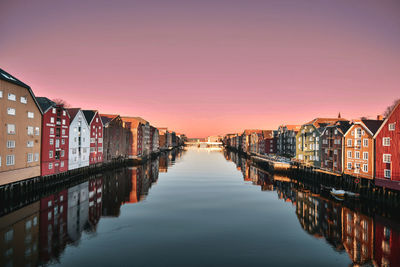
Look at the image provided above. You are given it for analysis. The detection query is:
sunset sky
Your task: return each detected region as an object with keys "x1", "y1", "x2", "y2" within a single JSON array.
[{"x1": 1, "y1": 0, "x2": 399, "y2": 138}]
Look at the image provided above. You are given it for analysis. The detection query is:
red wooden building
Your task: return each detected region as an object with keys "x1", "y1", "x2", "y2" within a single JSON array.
[
  {"x1": 83, "y1": 110, "x2": 104, "y2": 165},
  {"x1": 262, "y1": 130, "x2": 277, "y2": 154},
  {"x1": 36, "y1": 97, "x2": 70, "y2": 176},
  {"x1": 374, "y1": 102, "x2": 400, "y2": 190}
]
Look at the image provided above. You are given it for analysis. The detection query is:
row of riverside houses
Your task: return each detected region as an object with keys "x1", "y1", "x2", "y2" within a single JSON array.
[
  {"x1": 0, "y1": 67, "x2": 185, "y2": 186},
  {"x1": 223, "y1": 104, "x2": 400, "y2": 191}
]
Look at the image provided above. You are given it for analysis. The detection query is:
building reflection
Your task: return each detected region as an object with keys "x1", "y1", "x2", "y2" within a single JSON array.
[
  {"x1": 0, "y1": 149, "x2": 181, "y2": 267},
  {"x1": 224, "y1": 149, "x2": 400, "y2": 266}
]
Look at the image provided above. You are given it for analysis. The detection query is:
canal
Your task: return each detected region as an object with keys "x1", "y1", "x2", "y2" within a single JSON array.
[{"x1": 0, "y1": 147, "x2": 399, "y2": 266}]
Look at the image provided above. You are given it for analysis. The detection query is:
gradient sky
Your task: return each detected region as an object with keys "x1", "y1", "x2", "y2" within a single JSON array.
[{"x1": 1, "y1": 0, "x2": 399, "y2": 137}]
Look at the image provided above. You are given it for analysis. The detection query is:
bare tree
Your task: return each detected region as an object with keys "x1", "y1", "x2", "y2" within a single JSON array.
[
  {"x1": 383, "y1": 98, "x2": 400, "y2": 117},
  {"x1": 52, "y1": 98, "x2": 71, "y2": 108}
]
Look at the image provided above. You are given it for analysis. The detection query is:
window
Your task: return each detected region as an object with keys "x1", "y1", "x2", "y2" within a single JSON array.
[
  {"x1": 356, "y1": 128, "x2": 362, "y2": 138},
  {"x1": 7, "y1": 107, "x2": 16, "y2": 115},
  {"x1": 20, "y1": 96, "x2": 27, "y2": 103},
  {"x1": 96, "y1": 118, "x2": 98, "y2": 122},
  {"x1": 27, "y1": 126, "x2": 34, "y2": 135},
  {"x1": 34, "y1": 153, "x2": 39, "y2": 162},
  {"x1": 55, "y1": 139, "x2": 60, "y2": 148},
  {"x1": 27, "y1": 112, "x2": 34, "y2": 118},
  {"x1": 355, "y1": 151, "x2": 360, "y2": 159},
  {"x1": 383, "y1": 154, "x2": 391, "y2": 163},
  {"x1": 62, "y1": 119, "x2": 66, "y2": 125},
  {"x1": 6, "y1": 155, "x2": 15, "y2": 165},
  {"x1": 7, "y1": 140, "x2": 15, "y2": 148},
  {"x1": 61, "y1": 150, "x2": 64, "y2": 157},
  {"x1": 49, "y1": 138, "x2": 54, "y2": 145},
  {"x1": 52, "y1": 108, "x2": 56, "y2": 114},
  {"x1": 49, "y1": 150, "x2": 53, "y2": 158},
  {"x1": 363, "y1": 139, "x2": 368, "y2": 147},
  {"x1": 62, "y1": 129, "x2": 65, "y2": 135},
  {"x1": 5, "y1": 229, "x2": 13, "y2": 242},
  {"x1": 5, "y1": 124, "x2": 21, "y2": 138},
  {"x1": 356, "y1": 139, "x2": 361, "y2": 147},
  {"x1": 334, "y1": 149, "x2": 337, "y2": 155},
  {"x1": 355, "y1": 163, "x2": 360, "y2": 173},
  {"x1": 27, "y1": 141, "x2": 34, "y2": 147},
  {"x1": 388, "y1": 123, "x2": 395, "y2": 131},
  {"x1": 383, "y1": 137, "x2": 390, "y2": 146},
  {"x1": 27, "y1": 153, "x2": 33, "y2": 163},
  {"x1": 50, "y1": 117, "x2": 55, "y2": 123},
  {"x1": 35, "y1": 127, "x2": 40, "y2": 135},
  {"x1": 50, "y1": 128, "x2": 54, "y2": 134},
  {"x1": 363, "y1": 164, "x2": 368, "y2": 172},
  {"x1": 63, "y1": 110, "x2": 66, "y2": 116},
  {"x1": 363, "y1": 152, "x2": 368, "y2": 160},
  {"x1": 8, "y1": 93, "x2": 16, "y2": 101},
  {"x1": 347, "y1": 151, "x2": 352, "y2": 158},
  {"x1": 347, "y1": 162, "x2": 352, "y2": 170},
  {"x1": 61, "y1": 139, "x2": 65, "y2": 145},
  {"x1": 384, "y1": 169, "x2": 391, "y2": 178},
  {"x1": 61, "y1": 161, "x2": 64, "y2": 167},
  {"x1": 0, "y1": 91, "x2": 2, "y2": 98},
  {"x1": 347, "y1": 139, "x2": 352, "y2": 147},
  {"x1": 49, "y1": 163, "x2": 53, "y2": 169}
]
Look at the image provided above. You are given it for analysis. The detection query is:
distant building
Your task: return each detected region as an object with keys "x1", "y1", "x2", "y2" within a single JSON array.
[
  {"x1": 343, "y1": 120, "x2": 382, "y2": 180},
  {"x1": 0, "y1": 68, "x2": 42, "y2": 185},
  {"x1": 277, "y1": 125, "x2": 301, "y2": 157},
  {"x1": 121, "y1": 117, "x2": 143, "y2": 158},
  {"x1": 320, "y1": 120, "x2": 351, "y2": 173},
  {"x1": 101, "y1": 114, "x2": 129, "y2": 163},
  {"x1": 82, "y1": 110, "x2": 104, "y2": 165},
  {"x1": 66, "y1": 109, "x2": 90, "y2": 170},
  {"x1": 150, "y1": 126, "x2": 159, "y2": 153},
  {"x1": 158, "y1": 128, "x2": 170, "y2": 150},
  {"x1": 374, "y1": 103, "x2": 400, "y2": 190},
  {"x1": 36, "y1": 97, "x2": 70, "y2": 176},
  {"x1": 296, "y1": 118, "x2": 346, "y2": 167}
]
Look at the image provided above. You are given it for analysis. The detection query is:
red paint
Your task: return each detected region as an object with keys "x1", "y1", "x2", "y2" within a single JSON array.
[
  {"x1": 375, "y1": 103, "x2": 400, "y2": 190},
  {"x1": 41, "y1": 106, "x2": 70, "y2": 176},
  {"x1": 88, "y1": 112, "x2": 104, "y2": 164}
]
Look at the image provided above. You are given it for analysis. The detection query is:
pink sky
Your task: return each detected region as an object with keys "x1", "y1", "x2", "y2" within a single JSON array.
[{"x1": 1, "y1": 0, "x2": 400, "y2": 137}]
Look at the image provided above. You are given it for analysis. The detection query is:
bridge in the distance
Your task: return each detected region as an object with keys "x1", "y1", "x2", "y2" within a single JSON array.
[{"x1": 185, "y1": 141, "x2": 223, "y2": 147}]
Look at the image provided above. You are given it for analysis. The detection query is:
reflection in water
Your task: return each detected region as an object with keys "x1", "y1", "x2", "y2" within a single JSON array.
[
  {"x1": 0, "y1": 149, "x2": 184, "y2": 267},
  {"x1": 224, "y1": 149, "x2": 400, "y2": 267}
]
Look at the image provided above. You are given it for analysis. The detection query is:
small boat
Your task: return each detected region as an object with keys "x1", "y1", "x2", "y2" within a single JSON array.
[{"x1": 330, "y1": 188, "x2": 360, "y2": 200}]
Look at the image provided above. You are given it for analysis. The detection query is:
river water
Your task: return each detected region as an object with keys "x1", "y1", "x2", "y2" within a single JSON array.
[{"x1": 0, "y1": 147, "x2": 399, "y2": 266}]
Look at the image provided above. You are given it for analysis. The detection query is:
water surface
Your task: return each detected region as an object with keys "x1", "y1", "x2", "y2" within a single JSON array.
[{"x1": 1, "y1": 147, "x2": 399, "y2": 266}]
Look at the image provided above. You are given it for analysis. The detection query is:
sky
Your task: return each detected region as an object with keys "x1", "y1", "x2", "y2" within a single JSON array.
[{"x1": 1, "y1": 0, "x2": 400, "y2": 138}]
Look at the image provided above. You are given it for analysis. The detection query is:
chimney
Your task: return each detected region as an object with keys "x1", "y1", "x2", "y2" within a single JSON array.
[{"x1": 377, "y1": 115, "x2": 383, "y2": 121}]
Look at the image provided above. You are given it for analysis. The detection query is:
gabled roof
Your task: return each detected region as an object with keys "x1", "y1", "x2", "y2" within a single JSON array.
[
  {"x1": 261, "y1": 130, "x2": 274, "y2": 139},
  {"x1": 285, "y1": 125, "x2": 301, "y2": 131},
  {"x1": 0, "y1": 68, "x2": 43, "y2": 115},
  {"x1": 100, "y1": 114, "x2": 120, "y2": 127},
  {"x1": 66, "y1": 108, "x2": 81, "y2": 121},
  {"x1": 243, "y1": 129, "x2": 263, "y2": 136},
  {"x1": 344, "y1": 119, "x2": 383, "y2": 137},
  {"x1": 82, "y1": 110, "x2": 97, "y2": 125},
  {"x1": 362, "y1": 120, "x2": 383, "y2": 135},
  {"x1": 306, "y1": 118, "x2": 348, "y2": 128},
  {"x1": 120, "y1": 116, "x2": 142, "y2": 128},
  {"x1": 131, "y1": 117, "x2": 149, "y2": 125},
  {"x1": 0, "y1": 68, "x2": 30, "y2": 89},
  {"x1": 321, "y1": 120, "x2": 351, "y2": 135},
  {"x1": 374, "y1": 101, "x2": 400, "y2": 137},
  {"x1": 36, "y1": 97, "x2": 56, "y2": 114}
]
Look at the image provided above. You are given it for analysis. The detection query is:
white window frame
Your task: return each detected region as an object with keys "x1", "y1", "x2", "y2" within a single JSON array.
[
  {"x1": 347, "y1": 139, "x2": 352, "y2": 147},
  {"x1": 27, "y1": 112, "x2": 34, "y2": 119},
  {"x1": 27, "y1": 126, "x2": 34, "y2": 135},
  {"x1": 383, "y1": 154, "x2": 391, "y2": 163},
  {"x1": 34, "y1": 153, "x2": 39, "y2": 162},
  {"x1": 49, "y1": 150, "x2": 53, "y2": 159},
  {"x1": 7, "y1": 107, "x2": 16, "y2": 116},
  {"x1": 8, "y1": 93, "x2": 16, "y2": 101},
  {"x1": 7, "y1": 140, "x2": 15, "y2": 148},
  {"x1": 7, "y1": 124, "x2": 16, "y2": 135},
  {"x1": 347, "y1": 151, "x2": 352, "y2": 158},
  {"x1": 388, "y1": 123, "x2": 395, "y2": 131},
  {"x1": 363, "y1": 164, "x2": 368, "y2": 173},
  {"x1": 27, "y1": 153, "x2": 33, "y2": 163},
  {"x1": 384, "y1": 169, "x2": 391, "y2": 178},
  {"x1": 20, "y1": 96, "x2": 27, "y2": 104},
  {"x1": 6, "y1": 155, "x2": 15, "y2": 166},
  {"x1": 355, "y1": 151, "x2": 360, "y2": 159},
  {"x1": 363, "y1": 139, "x2": 368, "y2": 147},
  {"x1": 383, "y1": 137, "x2": 390, "y2": 146},
  {"x1": 363, "y1": 152, "x2": 368, "y2": 160},
  {"x1": 347, "y1": 162, "x2": 352, "y2": 170}
]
